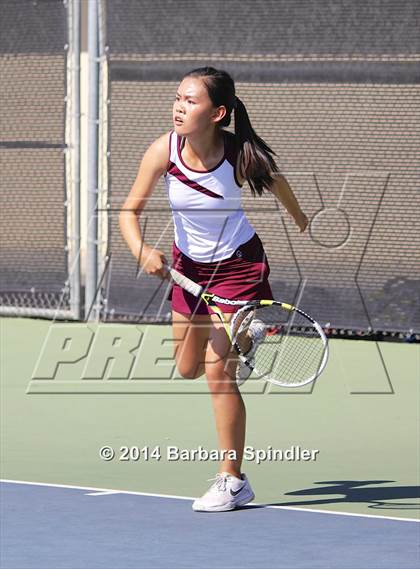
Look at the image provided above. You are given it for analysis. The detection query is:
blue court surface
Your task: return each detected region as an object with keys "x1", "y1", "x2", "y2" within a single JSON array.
[{"x1": 1, "y1": 480, "x2": 419, "y2": 569}]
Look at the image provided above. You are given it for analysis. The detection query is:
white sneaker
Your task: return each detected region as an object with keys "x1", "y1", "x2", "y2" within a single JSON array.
[
  {"x1": 236, "y1": 318, "x2": 267, "y2": 387},
  {"x1": 192, "y1": 472, "x2": 255, "y2": 512}
]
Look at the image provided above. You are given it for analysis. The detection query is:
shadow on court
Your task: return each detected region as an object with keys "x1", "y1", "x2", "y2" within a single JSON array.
[{"x1": 265, "y1": 480, "x2": 420, "y2": 510}]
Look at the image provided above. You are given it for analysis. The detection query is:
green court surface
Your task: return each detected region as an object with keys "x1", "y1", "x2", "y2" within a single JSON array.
[{"x1": 1, "y1": 317, "x2": 419, "y2": 520}]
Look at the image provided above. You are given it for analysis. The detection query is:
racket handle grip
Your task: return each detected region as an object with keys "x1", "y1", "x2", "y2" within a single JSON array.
[{"x1": 162, "y1": 262, "x2": 203, "y2": 297}]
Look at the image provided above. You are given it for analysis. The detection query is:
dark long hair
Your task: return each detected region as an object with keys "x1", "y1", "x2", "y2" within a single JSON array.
[{"x1": 182, "y1": 66, "x2": 280, "y2": 197}]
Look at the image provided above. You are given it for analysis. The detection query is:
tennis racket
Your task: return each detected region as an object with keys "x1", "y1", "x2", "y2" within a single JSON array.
[{"x1": 163, "y1": 263, "x2": 329, "y2": 388}]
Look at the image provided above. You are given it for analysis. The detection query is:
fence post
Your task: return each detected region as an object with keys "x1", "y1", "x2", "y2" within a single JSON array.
[
  {"x1": 69, "y1": 0, "x2": 81, "y2": 320},
  {"x1": 85, "y1": 0, "x2": 99, "y2": 321}
]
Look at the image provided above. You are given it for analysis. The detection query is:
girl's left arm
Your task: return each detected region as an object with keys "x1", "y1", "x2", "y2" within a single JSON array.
[{"x1": 268, "y1": 174, "x2": 308, "y2": 232}]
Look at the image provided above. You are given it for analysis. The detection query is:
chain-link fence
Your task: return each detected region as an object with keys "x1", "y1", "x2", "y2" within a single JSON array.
[
  {"x1": 1, "y1": 0, "x2": 418, "y2": 332},
  {"x1": 0, "y1": 0, "x2": 80, "y2": 319},
  {"x1": 99, "y1": 0, "x2": 420, "y2": 333}
]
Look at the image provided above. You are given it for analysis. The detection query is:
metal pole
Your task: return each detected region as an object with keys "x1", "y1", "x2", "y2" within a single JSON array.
[
  {"x1": 85, "y1": 0, "x2": 99, "y2": 321},
  {"x1": 70, "y1": 0, "x2": 81, "y2": 320}
]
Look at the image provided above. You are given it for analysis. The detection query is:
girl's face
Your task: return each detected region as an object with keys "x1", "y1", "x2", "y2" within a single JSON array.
[{"x1": 173, "y1": 77, "x2": 225, "y2": 134}]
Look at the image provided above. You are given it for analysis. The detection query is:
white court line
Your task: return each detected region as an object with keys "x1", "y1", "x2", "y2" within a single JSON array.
[
  {"x1": 1, "y1": 479, "x2": 418, "y2": 524},
  {"x1": 0, "y1": 479, "x2": 195, "y2": 502},
  {"x1": 85, "y1": 491, "x2": 121, "y2": 496}
]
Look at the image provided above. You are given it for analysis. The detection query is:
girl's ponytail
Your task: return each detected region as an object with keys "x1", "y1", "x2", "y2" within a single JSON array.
[{"x1": 234, "y1": 96, "x2": 280, "y2": 197}]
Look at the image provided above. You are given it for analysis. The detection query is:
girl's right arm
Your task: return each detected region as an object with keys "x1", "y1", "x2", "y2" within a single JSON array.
[{"x1": 119, "y1": 132, "x2": 171, "y2": 280}]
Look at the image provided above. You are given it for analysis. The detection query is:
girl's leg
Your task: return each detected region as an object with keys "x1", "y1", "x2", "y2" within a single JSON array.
[
  {"x1": 205, "y1": 312, "x2": 244, "y2": 478},
  {"x1": 171, "y1": 310, "x2": 212, "y2": 379},
  {"x1": 172, "y1": 309, "x2": 246, "y2": 478}
]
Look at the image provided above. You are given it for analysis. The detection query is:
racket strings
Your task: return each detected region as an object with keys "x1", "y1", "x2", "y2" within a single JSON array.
[
  {"x1": 259, "y1": 335, "x2": 324, "y2": 383},
  {"x1": 248, "y1": 305, "x2": 327, "y2": 386}
]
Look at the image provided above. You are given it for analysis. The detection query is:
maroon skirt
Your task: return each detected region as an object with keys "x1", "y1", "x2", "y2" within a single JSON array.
[{"x1": 167, "y1": 232, "x2": 274, "y2": 315}]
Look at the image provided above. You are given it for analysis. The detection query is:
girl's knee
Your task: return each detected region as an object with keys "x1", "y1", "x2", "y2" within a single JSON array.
[
  {"x1": 176, "y1": 360, "x2": 205, "y2": 380},
  {"x1": 205, "y1": 360, "x2": 237, "y2": 392}
]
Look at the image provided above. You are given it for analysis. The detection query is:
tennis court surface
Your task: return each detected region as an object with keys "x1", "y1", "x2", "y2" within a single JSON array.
[
  {"x1": 2, "y1": 481, "x2": 419, "y2": 569},
  {"x1": 1, "y1": 317, "x2": 419, "y2": 569}
]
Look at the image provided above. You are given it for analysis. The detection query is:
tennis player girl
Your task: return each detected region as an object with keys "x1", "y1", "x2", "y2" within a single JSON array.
[{"x1": 119, "y1": 67, "x2": 308, "y2": 512}]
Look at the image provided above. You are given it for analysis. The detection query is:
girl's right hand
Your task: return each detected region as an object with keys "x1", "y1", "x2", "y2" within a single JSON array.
[{"x1": 139, "y1": 246, "x2": 169, "y2": 280}]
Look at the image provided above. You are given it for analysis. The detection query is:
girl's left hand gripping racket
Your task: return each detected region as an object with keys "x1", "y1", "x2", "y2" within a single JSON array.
[{"x1": 163, "y1": 263, "x2": 329, "y2": 387}]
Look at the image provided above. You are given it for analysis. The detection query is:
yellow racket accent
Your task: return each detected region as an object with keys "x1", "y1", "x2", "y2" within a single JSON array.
[{"x1": 207, "y1": 303, "x2": 233, "y2": 342}]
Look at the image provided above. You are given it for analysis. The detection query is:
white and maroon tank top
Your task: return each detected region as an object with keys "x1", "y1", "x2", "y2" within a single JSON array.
[{"x1": 164, "y1": 129, "x2": 255, "y2": 262}]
